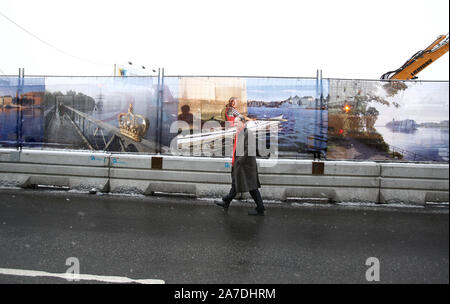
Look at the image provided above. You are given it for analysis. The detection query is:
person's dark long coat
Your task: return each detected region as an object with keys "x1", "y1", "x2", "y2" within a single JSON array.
[{"x1": 231, "y1": 127, "x2": 261, "y2": 193}]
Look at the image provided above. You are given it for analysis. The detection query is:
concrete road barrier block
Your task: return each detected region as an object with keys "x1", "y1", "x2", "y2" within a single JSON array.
[
  {"x1": 69, "y1": 177, "x2": 110, "y2": 192},
  {"x1": 260, "y1": 174, "x2": 379, "y2": 188},
  {"x1": 380, "y1": 189, "x2": 449, "y2": 205},
  {"x1": 0, "y1": 163, "x2": 109, "y2": 178},
  {"x1": 381, "y1": 178, "x2": 449, "y2": 191},
  {"x1": 334, "y1": 187, "x2": 379, "y2": 203},
  {"x1": 284, "y1": 186, "x2": 378, "y2": 203},
  {"x1": 163, "y1": 156, "x2": 232, "y2": 172},
  {"x1": 110, "y1": 168, "x2": 230, "y2": 184},
  {"x1": 424, "y1": 191, "x2": 449, "y2": 203},
  {"x1": 381, "y1": 163, "x2": 449, "y2": 179},
  {"x1": 19, "y1": 150, "x2": 109, "y2": 167},
  {"x1": 22, "y1": 175, "x2": 70, "y2": 188},
  {"x1": 380, "y1": 189, "x2": 427, "y2": 205},
  {"x1": 285, "y1": 187, "x2": 336, "y2": 202},
  {"x1": 258, "y1": 159, "x2": 312, "y2": 175},
  {"x1": 0, "y1": 149, "x2": 448, "y2": 205},
  {"x1": 146, "y1": 182, "x2": 197, "y2": 196},
  {"x1": 109, "y1": 179, "x2": 149, "y2": 194},
  {"x1": 110, "y1": 154, "x2": 152, "y2": 169},
  {"x1": 0, "y1": 173, "x2": 30, "y2": 188},
  {"x1": 0, "y1": 149, "x2": 20, "y2": 162},
  {"x1": 324, "y1": 161, "x2": 380, "y2": 176}
]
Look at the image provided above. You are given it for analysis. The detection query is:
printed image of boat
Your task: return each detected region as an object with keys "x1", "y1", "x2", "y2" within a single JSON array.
[{"x1": 175, "y1": 115, "x2": 284, "y2": 149}]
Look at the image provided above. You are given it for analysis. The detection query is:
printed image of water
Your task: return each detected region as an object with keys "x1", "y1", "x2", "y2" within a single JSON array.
[
  {"x1": 375, "y1": 126, "x2": 449, "y2": 162},
  {"x1": 248, "y1": 107, "x2": 328, "y2": 156}
]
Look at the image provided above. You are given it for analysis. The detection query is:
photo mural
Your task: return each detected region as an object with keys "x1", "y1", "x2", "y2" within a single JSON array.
[
  {"x1": 327, "y1": 79, "x2": 449, "y2": 162},
  {"x1": 0, "y1": 76, "x2": 45, "y2": 148},
  {"x1": 0, "y1": 75, "x2": 448, "y2": 163}
]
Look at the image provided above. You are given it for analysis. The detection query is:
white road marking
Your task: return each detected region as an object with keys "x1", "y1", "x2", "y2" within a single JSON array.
[{"x1": 0, "y1": 268, "x2": 165, "y2": 284}]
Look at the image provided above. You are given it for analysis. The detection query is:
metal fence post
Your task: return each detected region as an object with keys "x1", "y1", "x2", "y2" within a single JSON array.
[
  {"x1": 16, "y1": 68, "x2": 24, "y2": 151},
  {"x1": 155, "y1": 68, "x2": 161, "y2": 154},
  {"x1": 15, "y1": 68, "x2": 20, "y2": 150},
  {"x1": 159, "y1": 68, "x2": 164, "y2": 154}
]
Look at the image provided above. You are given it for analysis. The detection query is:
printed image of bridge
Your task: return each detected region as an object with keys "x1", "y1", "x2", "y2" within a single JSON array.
[{"x1": 44, "y1": 103, "x2": 163, "y2": 153}]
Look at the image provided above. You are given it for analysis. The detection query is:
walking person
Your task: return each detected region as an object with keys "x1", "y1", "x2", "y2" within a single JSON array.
[{"x1": 216, "y1": 117, "x2": 266, "y2": 216}]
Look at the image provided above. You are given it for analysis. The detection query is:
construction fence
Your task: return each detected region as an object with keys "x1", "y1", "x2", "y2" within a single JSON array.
[{"x1": 0, "y1": 74, "x2": 448, "y2": 162}]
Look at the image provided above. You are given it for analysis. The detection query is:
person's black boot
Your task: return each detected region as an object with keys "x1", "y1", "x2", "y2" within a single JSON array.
[
  {"x1": 249, "y1": 189, "x2": 265, "y2": 216},
  {"x1": 217, "y1": 185, "x2": 236, "y2": 211},
  {"x1": 215, "y1": 199, "x2": 230, "y2": 211}
]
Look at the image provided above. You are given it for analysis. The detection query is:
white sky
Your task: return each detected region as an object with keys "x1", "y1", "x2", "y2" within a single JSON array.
[{"x1": 0, "y1": 0, "x2": 448, "y2": 80}]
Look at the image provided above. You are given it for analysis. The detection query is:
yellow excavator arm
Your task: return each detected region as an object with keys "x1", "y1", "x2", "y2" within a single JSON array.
[{"x1": 381, "y1": 33, "x2": 449, "y2": 80}]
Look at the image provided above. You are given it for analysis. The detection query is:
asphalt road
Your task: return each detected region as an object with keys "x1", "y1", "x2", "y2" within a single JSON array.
[{"x1": 0, "y1": 188, "x2": 448, "y2": 284}]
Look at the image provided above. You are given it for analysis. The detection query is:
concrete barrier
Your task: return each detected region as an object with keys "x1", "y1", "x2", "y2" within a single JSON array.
[
  {"x1": 380, "y1": 163, "x2": 449, "y2": 204},
  {"x1": 0, "y1": 149, "x2": 448, "y2": 205},
  {"x1": 0, "y1": 149, "x2": 110, "y2": 191}
]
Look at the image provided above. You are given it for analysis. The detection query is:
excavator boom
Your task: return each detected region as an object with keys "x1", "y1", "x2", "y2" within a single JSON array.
[{"x1": 381, "y1": 34, "x2": 449, "y2": 80}]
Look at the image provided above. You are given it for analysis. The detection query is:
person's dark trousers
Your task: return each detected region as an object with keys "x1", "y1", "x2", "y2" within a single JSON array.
[
  {"x1": 221, "y1": 183, "x2": 237, "y2": 206},
  {"x1": 221, "y1": 184, "x2": 265, "y2": 212},
  {"x1": 249, "y1": 189, "x2": 265, "y2": 212}
]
